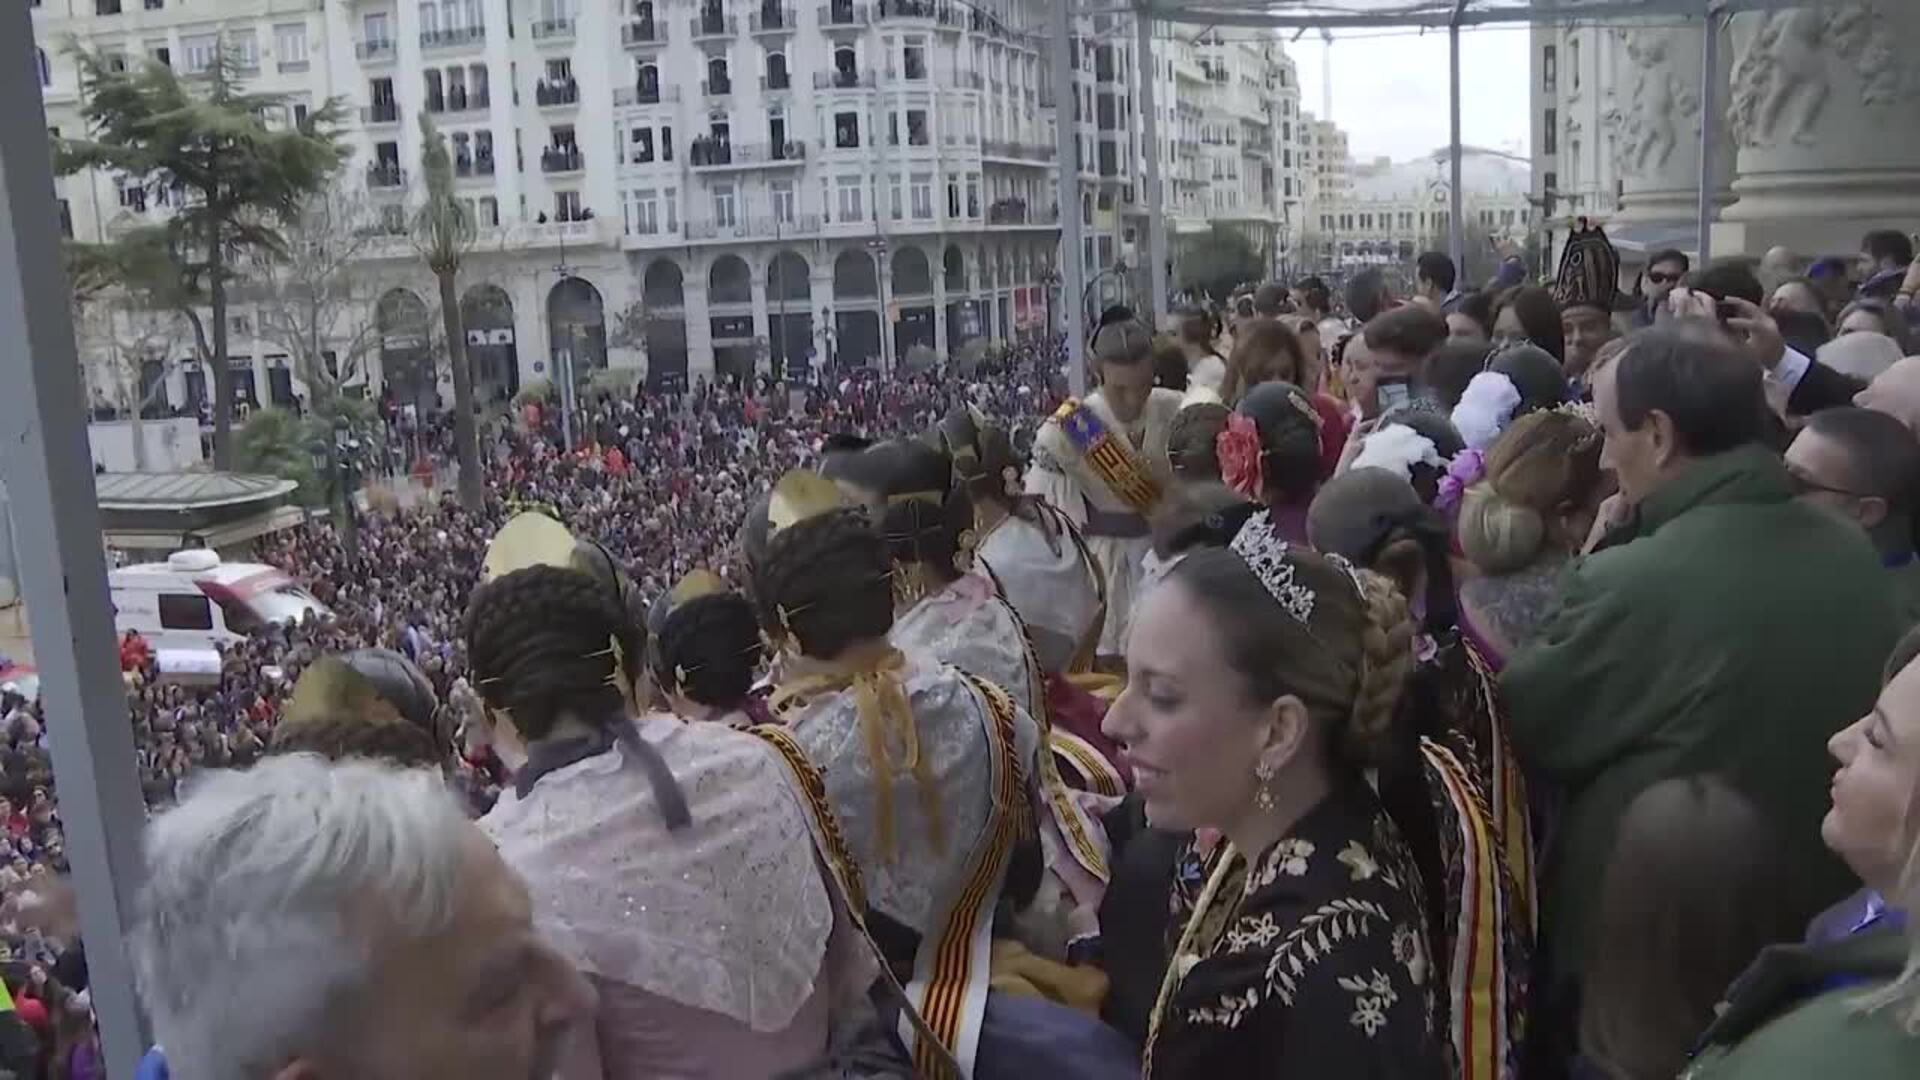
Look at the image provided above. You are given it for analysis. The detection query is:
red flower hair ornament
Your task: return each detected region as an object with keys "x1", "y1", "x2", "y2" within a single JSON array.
[{"x1": 1216, "y1": 413, "x2": 1266, "y2": 500}]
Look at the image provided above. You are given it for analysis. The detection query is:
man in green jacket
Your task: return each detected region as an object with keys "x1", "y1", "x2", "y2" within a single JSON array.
[
  {"x1": 1503, "y1": 322, "x2": 1903, "y2": 1065},
  {"x1": 1783, "y1": 406, "x2": 1920, "y2": 627}
]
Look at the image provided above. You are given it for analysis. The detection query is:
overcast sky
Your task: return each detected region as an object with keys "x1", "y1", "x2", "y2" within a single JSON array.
[{"x1": 1284, "y1": 26, "x2": 1533, "y2": 165}]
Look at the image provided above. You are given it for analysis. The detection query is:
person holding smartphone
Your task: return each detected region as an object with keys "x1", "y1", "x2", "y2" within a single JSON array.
[{"x1": 1345, "y1": 305, "x2": 1448, "y2": 422}]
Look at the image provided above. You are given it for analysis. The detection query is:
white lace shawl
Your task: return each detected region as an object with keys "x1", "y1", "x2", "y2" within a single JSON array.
[
  {"x1": 976, "y1": 514, "x2": 1100, "y2": 675},
  {"x1": 782, "y1": 651, "x2": 1039, "y2": 934},
  {"x1": 892, "y1": 573, "x2": 1043, "y2": 721},
  {"x1": 479, "y1": 716, "x2": 834, "y2": 1032}
]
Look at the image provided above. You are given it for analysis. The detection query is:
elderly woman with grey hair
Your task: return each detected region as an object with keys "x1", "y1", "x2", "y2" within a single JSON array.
[{"x1": 127, "y1": 754, "x2": 594, "y2": 1080}]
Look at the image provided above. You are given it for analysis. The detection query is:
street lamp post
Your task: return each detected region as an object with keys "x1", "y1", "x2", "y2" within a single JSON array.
[{"x1": 865, "y1": 236, "x2": 890, "y2": 373}]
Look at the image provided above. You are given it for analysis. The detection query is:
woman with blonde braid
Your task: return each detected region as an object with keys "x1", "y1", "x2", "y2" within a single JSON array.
[{"x1": 1099, "y1": 513, "x2": 1446, "y2": 1077}]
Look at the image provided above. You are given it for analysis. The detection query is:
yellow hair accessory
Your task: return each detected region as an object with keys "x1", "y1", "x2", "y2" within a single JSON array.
[
  {"x1": 482, "y1": 512, "x2": 577, "y2": 581},
  {"x1": 768, "y1": 470, "x2": 846, "y2": 535},
  {"x1": 667, "y1": 568, "x2": 726, "y2": 612}
]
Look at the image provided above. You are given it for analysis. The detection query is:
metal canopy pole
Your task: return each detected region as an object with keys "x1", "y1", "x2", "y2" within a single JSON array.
[
  {"x1": 1053, "y1": 0, "x2": 1088, "y2": 396},
  {"x1": 1447, "y1": 3, "x2": 1466, "y2": 272},
  {"x1": 1136, "y1": 7, "x2": 1169, "y2": 327},
  {"x1": 0, "y1": 10, "x2": 151, "y2": 1076},
  {"x1": 1695, "y1": 1, "x2": 1722, "y2": 265}
]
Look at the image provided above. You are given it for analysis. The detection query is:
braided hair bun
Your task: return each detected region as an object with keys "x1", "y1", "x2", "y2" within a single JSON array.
[
  {"x1": 269, "y1": 648, "x2": 449, "y2": 770},
  {"x1": 753, "y1": 508, "x2": 893, "y2": 661},
  {"x1": 463, "y1": 564, "x2": 643, "y2": 740},
  {"x1": 871, "y1": 439, "x2": 972, "y2": 581},
  {"x1": 652, "y1": 593, "x2": 764, "y2": 710}
]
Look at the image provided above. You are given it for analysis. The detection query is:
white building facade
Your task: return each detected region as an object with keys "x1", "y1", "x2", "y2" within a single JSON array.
[{"x1": 34, "y1": 0, "x2": 1078, "y2": 404}]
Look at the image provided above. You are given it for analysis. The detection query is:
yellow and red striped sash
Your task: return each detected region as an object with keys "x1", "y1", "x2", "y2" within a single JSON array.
[
  {"x1": 1423, "y1": 738, "x2": 1509, "y2": 1080},
  {"x1": 900, "y1": 674, "x2": 1027, "y2": 1077},
  {"x1": 750, "y1": 722, "x2": 963, "y2": 1077},
  {"x1": 1053, "y1": 398, "x2": 1162, "y2": 517},
  {"x1": 1050, "y1": 729, "x2": 1125, "y2": 799}
]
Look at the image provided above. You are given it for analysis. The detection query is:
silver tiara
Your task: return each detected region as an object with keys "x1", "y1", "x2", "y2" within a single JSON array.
[{"x1": 1229, "y1": 510, "x2": 1318, "y2": 627}]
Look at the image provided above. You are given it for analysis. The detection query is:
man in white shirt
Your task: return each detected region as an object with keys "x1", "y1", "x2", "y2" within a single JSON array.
[{"x1": 1026, "y1": 310, "x2": 1183, "y2": 661}]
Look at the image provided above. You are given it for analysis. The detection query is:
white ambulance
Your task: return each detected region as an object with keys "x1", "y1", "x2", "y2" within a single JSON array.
[{"x1": 108, "y1": 549, "x2": 332, "y2": 650}]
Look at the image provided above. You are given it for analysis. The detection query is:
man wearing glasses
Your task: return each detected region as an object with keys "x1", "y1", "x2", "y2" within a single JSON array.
[
  {"x1": 1633, "y1": 248, "x2": 1691, "y2": 329},
  {"x1": 1785, "y1": 406, "x2": 1920, "y2": 623}
]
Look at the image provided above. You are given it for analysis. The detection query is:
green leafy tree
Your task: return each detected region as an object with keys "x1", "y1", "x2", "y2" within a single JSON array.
[
  {"x1": 1175, "y1": 223, "x2": 1267, "y2": 302},
  {"x1": 411, "y1": 114, "x2": 484, "y2": 511},
  {"x1": 54, "y1": 45, "x2": 346, "y2": 469},
  {"x1": 235, "y1": 400, "x2": 384, "y2": 520}
]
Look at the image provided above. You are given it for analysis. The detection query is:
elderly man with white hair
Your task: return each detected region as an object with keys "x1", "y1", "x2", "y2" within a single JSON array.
[{"x1": 128, "y1": 754, "x2": 593, "y2": 1080}]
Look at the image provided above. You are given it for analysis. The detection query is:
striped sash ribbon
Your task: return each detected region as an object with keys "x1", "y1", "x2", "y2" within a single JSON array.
[{"x1": 1054, "y1": 398, "x2": 1162, "y2": 517}]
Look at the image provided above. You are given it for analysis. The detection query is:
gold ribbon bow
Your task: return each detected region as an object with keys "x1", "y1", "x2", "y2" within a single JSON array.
[{"x1": 770, "y1": 645, "x2": 946, "y2": 863}]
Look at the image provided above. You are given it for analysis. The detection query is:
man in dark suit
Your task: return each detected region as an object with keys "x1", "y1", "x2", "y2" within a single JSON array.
[{"x1": 1691, "y1": 260, "x2": 1863, "y2": 416}]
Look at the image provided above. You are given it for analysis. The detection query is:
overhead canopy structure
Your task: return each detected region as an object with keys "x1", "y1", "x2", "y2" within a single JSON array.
[
  {"x1": 1053, "y1": 0, "x2": 1816, "y2": 393},
  {"x1": 1132, "y1": 0, "x2": 1778, "y2": 28}
]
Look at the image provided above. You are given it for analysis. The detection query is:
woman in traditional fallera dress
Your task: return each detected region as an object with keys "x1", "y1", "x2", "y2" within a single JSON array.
[
  {"x1": 465, "y1": 561, "x2": 896, "y2": 1079},
  {"x1": 937, "y1": 406, "x2": 1129, "y2": 793},
  {"x1": 1099, "y1": 515, "x2": 1448, "y2": 1078},
  {"x1": 754, "y1": 505, "x2": 1039, "y2": 1073}
]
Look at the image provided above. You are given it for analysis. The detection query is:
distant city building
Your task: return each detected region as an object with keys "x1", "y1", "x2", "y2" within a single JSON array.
[
  {"x1": 33, "y1": 1, "x2": 1319, "y2": 403},
  {"x1": 1300, "y1": 143, "x2": 1532, "y2": 284}
]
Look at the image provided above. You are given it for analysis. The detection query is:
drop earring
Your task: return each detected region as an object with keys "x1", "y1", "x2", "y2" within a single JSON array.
[{"x1": 1253, "y1": 758, "x2": 1276, "y2": 812}]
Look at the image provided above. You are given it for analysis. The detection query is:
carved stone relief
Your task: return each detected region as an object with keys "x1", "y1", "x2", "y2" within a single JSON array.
[{"x1": 1729, "y1": 3, "x2": 1918, "y2": 149}]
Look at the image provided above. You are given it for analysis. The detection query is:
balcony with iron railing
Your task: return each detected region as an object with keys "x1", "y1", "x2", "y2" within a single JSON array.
[
  {"x1": 420, "y1": 25, "x2": 486, "y2": 51},
  {"x1": 530, "y1": 16, "x2": 575, "y2": 40},
  {"x1": 367, "y1": 163, "x2": 407, "y2": 189},
  {"x1": 689, "y1": 140, "x2": 809, "y2": 169},
  {"x1": 701, "y1": 76, "x2": 733, "y2": 97},
  {"x1": 360, "y1": 101, "x2": 400, "y2": 125},
  {"x1": 613, "y1": 84, "x2": 679, "y2": 107},
  {"x1": 621, "y1": 19, "x2": 664, "y2": 48},
  {"x1": 534, "y1": 79, "x2": 579, "y2": 108},
  {"x1": 749, "y1": 6, "x2": 794, "y2": 33},
  {"x1": 873, "y1": 0, "x2": 950, "y2": 24},
  {"x1": 760, "y1": 71, "x2": 792, "y2": 92},
  {"x1": 984, "y1": 197, "x2": 1060, "y2": 226},
  {"x1": 454, "y1": 155, "x2": 496, "y2": 178},
  {"x1": 427, "y1": 88, "x2": 491, "y2": 114},
  {"x1": 683, "y1": 213, "x2": 822, "y2": 241},
  {"x1": 882, "y1": 61, "x2": 929, "y2": 82},
  {"x1": 355, "y1": 39, "x2": 396, "y2": 62},
  {"x1": 814, "y1": 69, "x2": 875, "y2": 90},
  {"x1": 689, "y1": 12, "x2": 737, "y2": 40},
  {"x1": 540, "y1": 145, "x2": 584, "y2": 174},
  {"x1": 981, "y1": 140, "x2": 1050, "y2": 163},
  {"x1": 818, "y1": 2, "x2": 869, "y2": 30}
]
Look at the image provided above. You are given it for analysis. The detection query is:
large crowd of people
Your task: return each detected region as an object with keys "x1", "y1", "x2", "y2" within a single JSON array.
[{"x1": 8, "y1": 225, "x2": 1920, "y2": 1079}]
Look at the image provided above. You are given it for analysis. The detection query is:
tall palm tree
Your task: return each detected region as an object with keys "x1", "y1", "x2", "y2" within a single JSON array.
[{"x1": 411, "y1": 114, "x2": 485, "y2": 510}]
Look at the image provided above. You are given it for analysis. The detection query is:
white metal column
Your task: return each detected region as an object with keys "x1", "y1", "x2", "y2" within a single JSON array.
[
  {"x1": 1695, "y1": 1, "x2": 1723, "y2": 264},
  {"x1": 1136, "y1": 7, "x2": 1169, "y2": 326},
  {"x1": 0, "y1": 9, "x2": 151, "y2": 1075},
  {"x1": 1052, "y1": 1, "x2": 1088, "y2": 396},
  {"x1": 1447, "y1": 8, "x2": 1466, "y2": 270}
]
